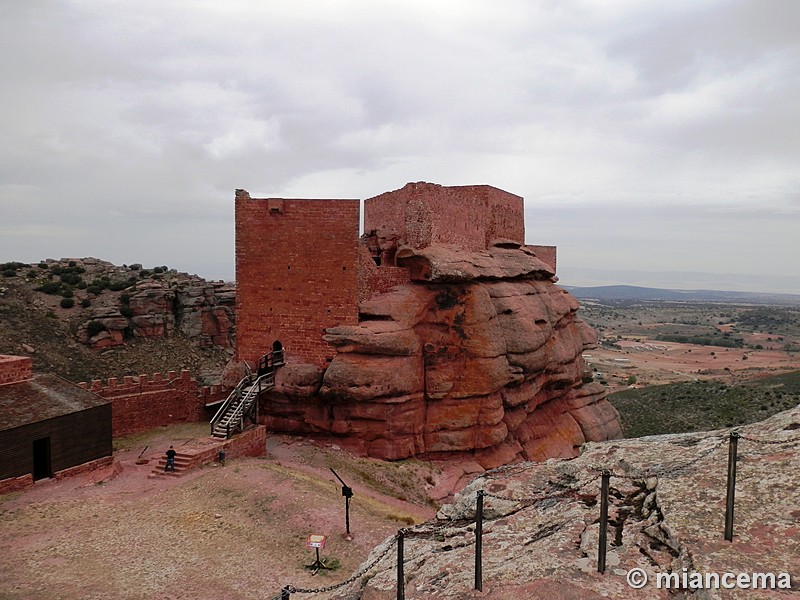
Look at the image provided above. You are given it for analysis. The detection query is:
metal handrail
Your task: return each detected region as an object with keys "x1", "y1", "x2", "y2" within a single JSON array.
[
  {"x1": 210, "y1": 375, "x2": 250, "y2": 433},
  {"x1": 211, "y1": 347, "x2": 284, "y2": 437},
  {"x1": 223, "y1": 372, "x2": 273, "y2": 434}
]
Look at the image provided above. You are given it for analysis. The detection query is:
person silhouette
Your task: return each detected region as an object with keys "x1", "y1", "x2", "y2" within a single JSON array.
[{"x1": 165, "y1": 446, "x2": 177, "y2": 472}]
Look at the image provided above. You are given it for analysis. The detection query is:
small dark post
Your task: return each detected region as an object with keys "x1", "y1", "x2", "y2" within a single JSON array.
[
  {"x1": 598, "y1": 470, "x2": 610, "y2": 574},
  {"x1": 280, "y1": 586, "x2": 290, "y2": 599},
  {"x1": 397, "y1": 529, "x2": 405, "y2": 600},
  {"x1": 331, "y1": 468, "x2": 354, "y2": 537},
  {"x1": 725, "y1": 432, "x2": 739, "y2": 542},
  {"x1": 345, "y1": 492, "x2": 352, "y2": 535},
  {"x1": 475, "y1": 490, "x2": 484, "y2": 591}
]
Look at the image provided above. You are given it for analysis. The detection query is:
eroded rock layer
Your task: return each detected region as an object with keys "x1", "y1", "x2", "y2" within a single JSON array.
[{"x1": 264, "y1": 244, "x2": 622, "y2": 465}]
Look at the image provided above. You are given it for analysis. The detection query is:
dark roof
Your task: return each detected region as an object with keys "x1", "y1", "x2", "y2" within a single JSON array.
[{"x1": 0, "y1": 374, "x2": 110, "y2": 432}]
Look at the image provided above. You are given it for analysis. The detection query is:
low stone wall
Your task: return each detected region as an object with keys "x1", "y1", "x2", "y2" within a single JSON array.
[
  {"x1": 0, "y1": 456, "x2": 115, "y2": 495},
  {"x1": 0, "y1": 354, "x2": 32, "y2": 385},
  {"x1": 162, "y1": 426, "x2": 267, "y2": 474},
  {"x1": 54, "y1": 456, "x2": 114, "y2": 480},
  {"x1": 79, "y1": 370, "x2": 228, "y2": 437},
  {"x1": 224, "y1": 425, "x2": 267, "y2": 460},
  {"x1": 0, "y1": 473, "x2": 33, "y2": 495}
]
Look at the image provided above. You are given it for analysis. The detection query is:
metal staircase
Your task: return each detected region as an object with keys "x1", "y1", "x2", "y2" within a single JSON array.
[{"x1": 210, "y1": 346, "x2": 285, "y2": 439}]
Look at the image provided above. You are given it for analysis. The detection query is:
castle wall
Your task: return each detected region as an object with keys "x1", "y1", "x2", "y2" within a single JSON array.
[
  {"x1": 235, "y1": 191, "x2": 360, "y2": 367},
  {"x1": 79, "y1": 370, "x2": 226, "y2": 437},
  {"x1": 0, "y1": 355, "x2": 32, "y2": 386},
  {"x1": 527, "y1": 245, "x2": 557, "y2": 273},
  {"x1": 363, "y1": 182, "x2": 525, "y2": 254},
  {"x1": 357, "y1": 243, "x2": 412, "y2": 303}
]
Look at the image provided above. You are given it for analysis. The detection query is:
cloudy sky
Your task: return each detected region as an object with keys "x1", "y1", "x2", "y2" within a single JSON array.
[{"x1": 2, "y1": 0, "x2": 798, "y2": 293}]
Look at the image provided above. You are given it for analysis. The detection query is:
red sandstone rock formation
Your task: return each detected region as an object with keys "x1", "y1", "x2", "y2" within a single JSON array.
[{"x1": 264, "y1": 242, "x2": 622, "y2": 466}]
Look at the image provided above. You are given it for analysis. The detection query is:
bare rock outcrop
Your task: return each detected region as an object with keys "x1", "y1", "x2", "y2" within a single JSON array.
[
  {"x1": 335, "y1": 406, "x2": 800, "y2": 599},
  {"x1": 77, "y1": 274, "x2": 235, "y2": 350},
  {"x1": 264, "y1": 245, "x2": 622, "y2": 464}
]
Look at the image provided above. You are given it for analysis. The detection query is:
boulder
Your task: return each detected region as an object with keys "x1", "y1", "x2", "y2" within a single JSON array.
[{"x1": 263, "y1": 243, "x2": 622, "y2": 464}]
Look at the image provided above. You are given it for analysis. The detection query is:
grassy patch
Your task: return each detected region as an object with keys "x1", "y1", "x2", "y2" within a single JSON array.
[{"x1": 610, "y1": 370, "x2": 800, "y2": 438}]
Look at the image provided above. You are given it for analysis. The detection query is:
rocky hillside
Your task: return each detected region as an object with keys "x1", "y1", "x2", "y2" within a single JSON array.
[
  {"x1": 335, "y1": 405, "x2": 800, "y2": 598},
  {"x1": 0, "y1": 258, "x2": 234, "y2": 384}
]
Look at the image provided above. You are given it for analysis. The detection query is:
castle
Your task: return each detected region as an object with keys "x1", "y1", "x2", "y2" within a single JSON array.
[
  {"x1": 235, "y1": 181, "x2": 556, "y2": 366},
  {"x1": 234, "y1": 182, "x2": 620, "y2": 465}
]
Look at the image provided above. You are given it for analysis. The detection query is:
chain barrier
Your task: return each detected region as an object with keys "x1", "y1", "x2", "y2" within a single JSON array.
[
  {"x1": 270, "y1": 426, "x2": 799, "y2": 597},
  {"x1": 581, "y1": 434, "x2": 728, "y2": 482},
  {"x1": 282, "y1": 536, "x2": 398, "y2": 596},
  {"x1": 737, "y1": 432, "x2": 800, "y2": 446},
  {"x1": 482, "y1": 472, "x2": 601, "y2": 505},
  {"x1": 404, "y1": 517, "x2": 469, "y2": 539}
]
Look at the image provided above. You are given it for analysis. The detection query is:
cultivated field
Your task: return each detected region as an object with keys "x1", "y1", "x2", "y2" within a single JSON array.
[{"x1": 578, "y1": 300, "x2": 800, "y2": 390}]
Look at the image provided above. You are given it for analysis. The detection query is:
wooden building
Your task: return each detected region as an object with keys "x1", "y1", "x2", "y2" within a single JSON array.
[{"x1": 0, "y1": 355, "x2": 111, "y2": 482}]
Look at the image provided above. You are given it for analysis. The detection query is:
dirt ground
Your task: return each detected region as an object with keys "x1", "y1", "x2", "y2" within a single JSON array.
[
  {"x1": 586, "y1": 340, "x2": 800, "y2": 391},
  {"x1": 0, "y1": 424, "x2": 440, "y2": 600}
]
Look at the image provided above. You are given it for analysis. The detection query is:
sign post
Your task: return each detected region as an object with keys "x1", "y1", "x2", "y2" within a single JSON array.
[
  {"x1": 305, "y1": 534, "x2": 331, "y2": 575},
  {"x1": 330, "y1": 468, "x2": 354, "y2": 539}
]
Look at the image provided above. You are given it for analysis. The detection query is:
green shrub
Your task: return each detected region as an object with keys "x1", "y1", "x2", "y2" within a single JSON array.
[
  {"x1": 27, "y1": 269, "x2": 38, "y2": 278},
  {"x1": 120, "y1": 293, "x2": 131, "y2": 304},
  {"x1": 86, "y1": 320, "x2": 106, "y2": 337},
  {"x1": 109, "y1": 280, "x2": 129, "y2": 292},
  {"x1": 60, "y1": 272, "x2": 82, "y2": 286},
  {"x1": 80, "y1": 298, "x2": 92, "y2": 308},
  {"x1": 86, "y1": 285, "x2": 103, "y2": 296},
  {"x1": 60, "y1": 297, "x2": 75, "y2": 309},
  {"x1": 61, "y1": 288, "x2": 74, "y2": 298},
  {"x1": 119, "y1": 306, "x2": 134, "y2": 318},
  {"x1": 2, "y1": 269, "x2": 16, "y2": 277},
  {"x1": 38, "y1": 262, "x2": 48, "y2": 270},
  {"x1": 77, "y1": 281, "x2": 87, "y2": 289},
  {"x1": 37, "y1": 281, "x2": 62, "y2": 294},
  {"x1": 0, "y1": 261, "x2": 25, "y2": 271}
]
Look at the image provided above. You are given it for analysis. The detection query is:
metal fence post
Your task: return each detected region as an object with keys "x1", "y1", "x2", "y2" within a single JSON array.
[
  {"x1": 725, "y1": 432, "x2": 739, "y2": 541},
  {"x1": 598, "y1": 470, "x2": 610, "y2": 574},
  {"x1": 475, "y1": 490, "x2": 484, "y2": 591},
  {"x1": 397, "y1": 529, "x2": 405, "y2": 600}
]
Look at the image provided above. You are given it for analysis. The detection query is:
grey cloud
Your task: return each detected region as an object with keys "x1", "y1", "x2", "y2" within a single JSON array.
[{"x1": 1, "y1": 1, "x2": 798, "y2": 292}]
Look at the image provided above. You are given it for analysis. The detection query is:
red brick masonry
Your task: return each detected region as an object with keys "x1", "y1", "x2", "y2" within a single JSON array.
[
  {"x1": 235, "y1": 191, "x2": 361, "y2": 367},
  {"x1": 0, "y1": 355, "x2": 33, "y2": 386},
  {"x1": 78, "y1": 370, "x2": 227, "y2": 437}
]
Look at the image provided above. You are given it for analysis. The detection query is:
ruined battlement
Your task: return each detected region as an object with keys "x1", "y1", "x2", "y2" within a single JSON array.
[
  {"x1": 78, "y1": 369, "x2": 226, "y2": 437},
  {"x1": 0, "y1": 355, "x2": 33, "y2": 386},
  {"x1": 363, "y1": 182, "x2": 525, "y2": 261},
  {"x1": 77, "y1": 369, "x2": 221, "y2": 397},
  {"x1": 232, "y1": 182, "x2": 618, "y2": 465}
]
